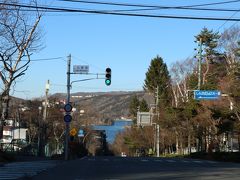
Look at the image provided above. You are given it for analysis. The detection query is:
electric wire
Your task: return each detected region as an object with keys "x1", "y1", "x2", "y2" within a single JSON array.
[
  {"x1": 30, "y1": 57, "x2": 64, "y2": 61},
  {"x1": 7, "y1": 57, "x2": 64, "y2": 62},
  {"x1": 1, "y1": 2, "x2": 240, "y2": 21},
  {"x1": 60, "y1": 0, "x2": 240, "y2": 9}
]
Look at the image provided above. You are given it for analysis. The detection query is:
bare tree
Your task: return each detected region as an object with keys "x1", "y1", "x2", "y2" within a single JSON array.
[
  {"x1": 170, "y1": 58, "x2": 196, "y2": 107},
  {"x1": 218, "y1": 26, "x2": 240, "y2": 72},
  {"x1": 0, "y1": 0, "x2": 42, "y2": 140}
]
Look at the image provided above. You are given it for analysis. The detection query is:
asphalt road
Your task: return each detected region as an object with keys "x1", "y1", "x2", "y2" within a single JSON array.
[{"x1": 32, "y1": 156, "x2": 240, "y2": 180}]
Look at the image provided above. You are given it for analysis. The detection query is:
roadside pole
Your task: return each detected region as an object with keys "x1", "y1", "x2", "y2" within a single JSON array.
[
  {"x1": 156, "y1": 124, "x2": 160, "y2": 157},
  {"x1": 197, "y1": 38, "x2": 203, "y2": 90},
  {"x1": 65, "y1": 54, "x2": 71, "y2": 160},
  {"x1": 42, "y1": 80, "x2": 50, "y2": 156},
  {"x1": 155, "y1": 86, "x2": 160, "y2": 157},
  {"x1": 63, "y1": 55, "x2": 110, "y2": 160}
]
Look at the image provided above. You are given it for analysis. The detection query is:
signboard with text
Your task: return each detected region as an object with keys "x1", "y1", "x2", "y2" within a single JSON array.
[
  {"x1": 137, "y1": 112, "x2": 152, "y2": 126},
  {"x1": 194, "y1": 90, "x2": 221, "y2": 100},
  {"x1": 73, "y1": 65, "x2": 89, "y2": 74}
]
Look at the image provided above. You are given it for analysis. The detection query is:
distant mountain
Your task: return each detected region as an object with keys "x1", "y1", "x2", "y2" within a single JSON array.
[{"x1": 50, "y1": 91, "x2": 154, "y2": 124}]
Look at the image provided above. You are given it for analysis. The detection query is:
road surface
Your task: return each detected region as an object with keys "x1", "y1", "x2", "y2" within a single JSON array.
[{"x1": 31, "y1": 156, "x2": 240, "y2": 180}]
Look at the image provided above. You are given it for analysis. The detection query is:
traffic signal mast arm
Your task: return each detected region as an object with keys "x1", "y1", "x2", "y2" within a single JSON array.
[
  {"x1": 70, "y1": 70, "x2": 111, "y2": 86},
  {"x1": 71, "y1": 76, "x2": 105, "y2": 87}
]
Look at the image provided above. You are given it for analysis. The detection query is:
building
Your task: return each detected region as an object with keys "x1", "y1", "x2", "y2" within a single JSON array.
[{"x1": 1, "y1": 119, "x2": 28, "y2": 150}]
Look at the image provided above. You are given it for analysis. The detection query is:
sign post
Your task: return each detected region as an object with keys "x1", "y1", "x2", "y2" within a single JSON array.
[
  {"x1": 194, "y1": 90, "x2": 221, "y2": 100},
  {"x1": 137, "y1": 112, "x2": 152, "y2": 126}
]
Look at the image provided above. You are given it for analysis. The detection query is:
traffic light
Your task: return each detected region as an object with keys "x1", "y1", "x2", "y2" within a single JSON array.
[{"x1": 105, "y1": 67, "x2": 111, "y2": 86}]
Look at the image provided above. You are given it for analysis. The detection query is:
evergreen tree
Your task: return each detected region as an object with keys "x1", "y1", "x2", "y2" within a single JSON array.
[
  {"x1": 139, "y1": 99, "x2": 149, "y2": 112},
  {"x1": 129, "y1": 95, "x2": 140, "y2": 122},
  {"x1": 144, "y1": 55, "x2": 171, "y2": 107},
  {"x1": 195, "y1": 27, "x2": 220, "y2": 60},
  {"x1": 195, "y1": 28, "x2": 222, "y2": 89}
]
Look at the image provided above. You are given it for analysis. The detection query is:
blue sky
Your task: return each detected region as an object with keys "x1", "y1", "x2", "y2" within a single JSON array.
[{"x1": 12, "y1": 0, "x2": 240, "y2": 99}]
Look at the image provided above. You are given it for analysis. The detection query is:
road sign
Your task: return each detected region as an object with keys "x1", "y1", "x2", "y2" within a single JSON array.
[
  {"x1": 78, "y1": 129, "x2": 84, "y2": 137},
  {"x1": 194, "y1": 90, "x2": 221, "y2": 100},
  {"x1": 73, "y1": 65, "x2": 89, "y2": 74},
  {"x1": 70, "y1": 128, "x2": 77, "y2": 136},
  {"x1": 137, "y1": 112, "x2": 152, "y2": 126},
  {"x1": 64, "y1": 114, "x2": 72, "y2": 123},
  {"x1": 64, "y1": 103, "x2": 72, "y2": 112}
]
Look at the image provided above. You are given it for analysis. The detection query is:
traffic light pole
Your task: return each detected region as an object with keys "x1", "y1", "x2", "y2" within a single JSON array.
[
  {"x1": 65, "y1": 54, "x2": 71, "y2": 160},
  {"x1": 64, "y1": 55, "x2": 111, "y2": 160}
]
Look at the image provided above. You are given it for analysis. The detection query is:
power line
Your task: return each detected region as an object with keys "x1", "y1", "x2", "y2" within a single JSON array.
[
  {"x1": 216, "y1": 10, "x2": 240, "y2": 31},
  {"x1": 1, "y1": 2, "x2": 240, "y2": 21},
  {"x1": 59, "y1": 0, "x2": 240, "y2": 13},
  {"x1": 6, "y1": 2, "x2": 240, "y2": 13},
  {"x1": 8, "y1": 57, "x2": 64, "y2": 62},
  {"x1": 109, "y1": 7, "x2": 240, "y2": 13},
  {"x1": 60, "y1": 0, "x2": 240, "y2": 9},
  {"x1": 13, "y1": 6, "x2": 240, "y2": 14},
  {"x1": 30, "y1": 57, "x2": 64, "y2": 61}
]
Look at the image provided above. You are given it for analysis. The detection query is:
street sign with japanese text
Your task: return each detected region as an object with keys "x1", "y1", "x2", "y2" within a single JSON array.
[
  {"x1": 194, "y1": 90, "x2": 221, "y2": 100},
  {"x1": 73, "y1": 65, "x2": 89, "y2": 74},
  {"x1": 137, "y1": 112, "x2": 152, "y2": 126}
]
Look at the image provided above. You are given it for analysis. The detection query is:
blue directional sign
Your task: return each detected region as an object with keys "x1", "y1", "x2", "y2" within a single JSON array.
[
  {"x1": 78, "y1": 129, "x2": 84, "y2": 137},
  {"x1": 194, "y1": 90, "x2": 221, "y2": 100}
]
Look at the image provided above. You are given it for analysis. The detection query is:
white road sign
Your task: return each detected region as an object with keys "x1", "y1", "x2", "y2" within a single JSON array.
[{"x1": 73, "y1": 65, "x2": 89, "y2": 74}]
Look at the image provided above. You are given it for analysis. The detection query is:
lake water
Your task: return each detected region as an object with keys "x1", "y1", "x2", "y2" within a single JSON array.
[{"x1": 93, "y1": 120, "x2": 133, "y2": 144}]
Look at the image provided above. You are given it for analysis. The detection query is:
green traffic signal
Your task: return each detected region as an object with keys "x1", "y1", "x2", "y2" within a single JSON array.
[
  {"x1": 105, "y1": 67, "x2": 111, "y2": 86},
  {"x1": 105, "y1": 79, "x2": 111, "y2": 86}
]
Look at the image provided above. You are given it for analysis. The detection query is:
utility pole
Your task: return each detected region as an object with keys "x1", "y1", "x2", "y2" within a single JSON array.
[
  {"x1": 65, "y1": 54, "x2": 71, "y2": 160},
  {"x1": 155, "y1": 86, "x2": 160, "y2": 157},
  {"x1": 156, "y1": 86, "x2": 159, "y2": 120},
  {"x1": 156, "y1": 124, "x2": 160, "y2": 157},
  {"x1": 197, "y1": 38, "x2": 203, "y2": 90},
  {"x1": 37, "y1": 106, "x2": 42, "y2": 156},
  {"x1": 38, "y1": 80, "x2": 50, "y2": 157},
  {"x1": 43, "y1": 80, "x2": 50, "y2": 156}
]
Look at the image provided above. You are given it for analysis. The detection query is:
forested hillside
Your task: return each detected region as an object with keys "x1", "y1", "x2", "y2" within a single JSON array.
[{"x1": 51, "y1": 91, "x2": 153, "y2": 125}]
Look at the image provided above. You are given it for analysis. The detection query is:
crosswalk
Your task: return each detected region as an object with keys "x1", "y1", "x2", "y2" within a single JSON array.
[
  {"x1": 0, "y1": 160, "x2": 59, "y2": 179},
  {"x1": 86, "y1": 157, "x2": 218, "y2": 165}
]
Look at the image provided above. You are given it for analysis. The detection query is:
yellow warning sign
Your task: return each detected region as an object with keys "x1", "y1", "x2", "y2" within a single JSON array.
[{"x1": 70, "y1": 128, "x2": 77, "y2": 136}]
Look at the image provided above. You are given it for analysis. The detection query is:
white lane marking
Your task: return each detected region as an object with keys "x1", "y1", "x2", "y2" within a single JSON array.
[
  {"x1": 141, "y1": 159, "x2": 149, "y2": 162},
  {"x1": 0, "y1": 160, "x2": 57, "y2": 179}
]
